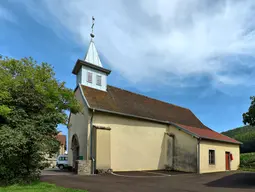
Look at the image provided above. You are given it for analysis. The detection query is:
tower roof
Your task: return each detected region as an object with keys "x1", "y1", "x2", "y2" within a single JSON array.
[
  {"x1": 84, "y1": 40, "x2": 103, "y2": 67},
  {"x1": 83, "y1": 17, "x2": 103, "y2": 67},
  {"x1": 72, "y1": 59, "x2": 111, "y2": 75}
]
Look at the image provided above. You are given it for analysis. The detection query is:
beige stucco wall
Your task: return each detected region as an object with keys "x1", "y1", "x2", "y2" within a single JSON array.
[
  {"x1": 95, "y1": 128, "x2": 111, "y2": 170},
  {"x1": 92, "y1": 112, "x2": 198, "y2": 172},
  {"x1": 68, "y1": 87, "x2": 89, "y2": 166},
  {"x1": 167, "y1": 126, "x2": 198, "y2": 172},
  {"x1": 93, "y1": 113, "x2": 167, "y2": 171},
  {"x1": 199, "y1": 140, "x2": 240, "y2": 173}
]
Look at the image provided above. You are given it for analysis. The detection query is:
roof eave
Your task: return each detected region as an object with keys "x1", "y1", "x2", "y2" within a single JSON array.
[
  {"x1": 89, "y1": 107, "x2": 242, "y2": 145},
  {"x1": 79, "y1": 83, "x2": 91, "y2": 108},
  {"x1": 168, "y1": 122, "x2": 200, "y2": 139},
  {"x1": 93, "y1": 108, "x2": 168, "y2": 124},
  {"x1": 72, "y1": 59, "x2": 111, "y2": 75},
  {"x1": 67, "y1": 84, "x2": 91, "y2": 129},
  {"x1": 86, "y1": 107, "x2": 241, "y2": 145},
  {"x1": 200, "y1": 136, "x2": 242, "y2": 145},
  {"x1": 171, "y1": 123, "x2": 242, "y2": 145},
  {"x1": 79, "y1": 86, "x2": 240, "y2": 145},
  {"x1": 67, "y1": 85, "x2": 79, "y2": 129}
]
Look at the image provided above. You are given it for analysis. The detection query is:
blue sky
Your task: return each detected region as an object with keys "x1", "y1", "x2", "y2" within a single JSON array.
[{"x1": 1, "y1": 0, "x2": 255, "y2": 137}]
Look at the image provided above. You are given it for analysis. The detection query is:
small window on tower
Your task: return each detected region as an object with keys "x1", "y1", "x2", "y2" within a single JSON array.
[
  {"x1": 96, "y1": 75, "x2": 102, "y2": 86},
  {"x1": 87, "y1": 72, "x2": 92, "y2": 83}
]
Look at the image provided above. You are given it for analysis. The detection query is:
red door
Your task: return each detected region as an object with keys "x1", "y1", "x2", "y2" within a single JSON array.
[{"x1": 225, "y1": 152, "x2": 230, "y2": 170}]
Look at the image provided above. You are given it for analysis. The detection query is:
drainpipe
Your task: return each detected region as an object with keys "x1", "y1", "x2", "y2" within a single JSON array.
[
  {"x1": 90, "y1": 109, "x2": 95, "y2": 174},
  {"x1": 197, "y1": 138, "x2": 201, "y2": 174}
]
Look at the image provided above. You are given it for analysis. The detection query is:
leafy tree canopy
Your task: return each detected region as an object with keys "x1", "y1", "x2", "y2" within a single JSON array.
[
  {"x1": 0, "y1": 55, "x2": 81, "y2": 185},
  {"x1": 243, "y1": 96, "x2": 255, "y2": 126}
]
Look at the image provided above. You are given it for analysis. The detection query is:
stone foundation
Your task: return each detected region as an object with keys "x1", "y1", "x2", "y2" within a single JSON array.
[
  {"x1": 76, "y1": 160, "x2": 91, "y2": 175},
  {"x1": 96, "y1": 168, "x2": 113, "y2": 174}
]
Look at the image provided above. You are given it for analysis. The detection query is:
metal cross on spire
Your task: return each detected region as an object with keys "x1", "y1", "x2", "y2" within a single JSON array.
[
  {"x1": 84, "y1": 16, "x2": 102, "y2": 66},
  {"x1": 90, "y1": 16, "x2": 95, "y2": 39}
]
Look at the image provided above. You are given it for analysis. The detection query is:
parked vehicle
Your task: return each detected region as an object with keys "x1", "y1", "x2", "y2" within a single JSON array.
[{"x1": 56, "y1": 154, "x2": 68, "y2": 170}]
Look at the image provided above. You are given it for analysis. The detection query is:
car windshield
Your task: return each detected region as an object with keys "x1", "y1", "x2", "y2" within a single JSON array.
[{"x1": 59, "y1": 156, "x2": 68, "y2": 161}]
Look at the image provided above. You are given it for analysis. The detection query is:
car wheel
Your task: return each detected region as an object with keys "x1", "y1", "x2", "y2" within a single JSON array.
[{"x1": 59, "y1": 165, "x2": 64, "y2": 170}]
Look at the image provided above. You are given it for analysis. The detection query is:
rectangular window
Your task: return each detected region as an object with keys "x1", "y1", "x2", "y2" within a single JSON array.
[
  {"x1": 209, "y1": 150, "x2": 215, "y2": 165},
  {"x1": 96, "y1": 75, "x2": 102, "y2": 86},
  {"x1": 87, "y1": 72, "x2": 92, "y2": 83}
]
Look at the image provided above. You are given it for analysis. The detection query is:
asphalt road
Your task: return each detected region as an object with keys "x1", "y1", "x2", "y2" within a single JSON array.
[{"x1": 41, "y1": 170, "x2": 255, "y2": 192}]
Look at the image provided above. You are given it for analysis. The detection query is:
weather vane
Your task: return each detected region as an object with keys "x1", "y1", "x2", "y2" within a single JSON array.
[{"x1": 90, "y1": 16, "x2": 95, "y2": 38}]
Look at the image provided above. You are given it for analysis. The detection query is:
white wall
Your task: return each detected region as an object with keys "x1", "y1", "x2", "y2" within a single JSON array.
[
  {"x1": 79, "y1": 66, "x2": 107, "y2": 91},
  {"x1": 76, "y1": 69, "x2": 81, "y2": 86}
]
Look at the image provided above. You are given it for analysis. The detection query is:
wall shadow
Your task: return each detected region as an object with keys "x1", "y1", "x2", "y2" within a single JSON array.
[{"x1": 205, "y1": 172, "x2": 255, "y2": 189}]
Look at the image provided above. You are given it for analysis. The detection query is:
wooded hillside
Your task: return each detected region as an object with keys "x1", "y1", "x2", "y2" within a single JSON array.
[{"x1": 222, "y1": 125, "x2": 255, "y2": 153}]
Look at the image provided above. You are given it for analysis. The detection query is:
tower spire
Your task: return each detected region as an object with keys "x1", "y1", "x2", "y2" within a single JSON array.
[
  {"x1": 84, "y1": 16, "x2": 102, "y2": 67},
  {"x1": 73, "y1": 16, "x2": 111, "y2": 91}
]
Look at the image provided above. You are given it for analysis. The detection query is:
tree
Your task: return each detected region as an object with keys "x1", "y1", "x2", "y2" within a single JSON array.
[
  {"x1": 0, "y1": 55, "x2": 81, "y2": 185},
  {"x1": 243, "y1": 96, "x2": 255, "y2": 126}
]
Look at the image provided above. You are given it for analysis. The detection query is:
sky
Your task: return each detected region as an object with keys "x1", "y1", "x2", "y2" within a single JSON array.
[{"x1": 1, "y1": 0, "x2": 255, "y2": 137}]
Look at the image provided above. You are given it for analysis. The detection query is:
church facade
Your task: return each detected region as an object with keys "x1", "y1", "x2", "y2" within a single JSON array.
[{"x1": 68, "y1": 26, "x2": 241, "y2": 174}]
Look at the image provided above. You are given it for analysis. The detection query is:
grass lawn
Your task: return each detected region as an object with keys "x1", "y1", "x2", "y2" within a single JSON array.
[
  {"x1": 239, "y1": 167, "x2": 255, "y2": 172},
  {"x1": 0, "y1": 182, "x2": 87, "y2": 192}
]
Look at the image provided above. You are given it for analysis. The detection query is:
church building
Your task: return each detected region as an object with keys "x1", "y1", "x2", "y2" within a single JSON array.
[{"x1": 68, "y1": 19, "x2": 241, "y2": 174}]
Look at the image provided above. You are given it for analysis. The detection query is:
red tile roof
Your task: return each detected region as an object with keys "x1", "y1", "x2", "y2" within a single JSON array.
[
  {"x1": 174, "y1": 123, "x2": 241, "y2": 144},
  {"x1": 80, "y1": 85, "x2": 240, "y2": 144},
  {"x1": 56, "y1": 135, "x2": 66, "y2": 146}
]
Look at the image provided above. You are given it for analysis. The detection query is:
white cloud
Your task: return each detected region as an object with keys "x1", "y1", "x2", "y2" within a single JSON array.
[
  {"x1": 0, "y1": 5, "x2": 16, "y2": 22},
  {"x1": 17, "y1": 0, "x2": 255, "y2": 87}
]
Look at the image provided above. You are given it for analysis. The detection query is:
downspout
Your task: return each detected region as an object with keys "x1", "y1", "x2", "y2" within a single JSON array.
[
  {"x1": 197, "y1": 138, "x2": 201, "y2": 174},
  {"x1": 90, "y1": 109, "x2": 95, "y2": 174}
]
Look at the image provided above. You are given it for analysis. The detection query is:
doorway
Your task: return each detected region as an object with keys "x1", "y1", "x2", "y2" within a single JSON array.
[
  {"x1": 71, "y1": 134, "x2": 79, "y2": 172},
  {"x1": 225, "y1": 152, "x2": 230, "y2": 170}
]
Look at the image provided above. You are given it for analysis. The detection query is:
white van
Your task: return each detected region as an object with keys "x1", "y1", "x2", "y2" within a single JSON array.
[{"x1": 56, "y1": 154, "x2": 68, "y2": 170}]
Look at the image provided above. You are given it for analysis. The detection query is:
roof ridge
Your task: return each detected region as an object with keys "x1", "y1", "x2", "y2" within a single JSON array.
[{"x1": 107, "y1": 85, "x2": 190, "y2": 111}]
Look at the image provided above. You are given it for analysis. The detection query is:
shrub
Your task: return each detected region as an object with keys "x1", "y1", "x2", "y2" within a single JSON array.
[{"x1": 0, "y1": 56, "x2": 80, "y2": 185}]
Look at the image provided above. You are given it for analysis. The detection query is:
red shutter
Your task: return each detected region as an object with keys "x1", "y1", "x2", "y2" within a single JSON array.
[{"x1": 87, "y1": 72, "x2": 92, "y2": 83}]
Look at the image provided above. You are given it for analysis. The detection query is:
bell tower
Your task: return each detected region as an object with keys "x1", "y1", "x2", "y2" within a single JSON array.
[{"x1": 72, "y1": 17, "x2": 111, "y2": 91}]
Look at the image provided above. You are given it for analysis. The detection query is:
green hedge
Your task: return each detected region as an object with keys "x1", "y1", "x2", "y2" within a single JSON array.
[{"x1": 240, "y1": 152, "x2": 255, "y2": 168}]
